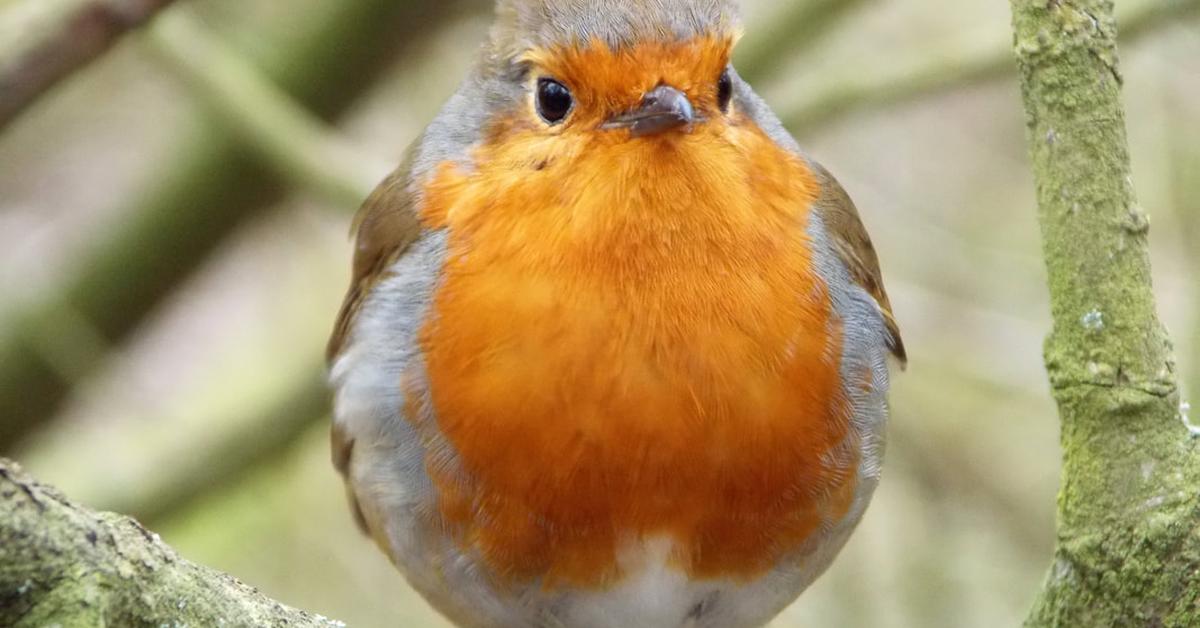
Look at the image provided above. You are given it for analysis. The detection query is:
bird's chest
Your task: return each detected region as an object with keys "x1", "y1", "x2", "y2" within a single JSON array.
[
  {"x1": 406, "y1": 143, "x2": 859, "y2": 588},
  {"x1": 411, "y1": 215, "x2": 858, "y2": 589}
]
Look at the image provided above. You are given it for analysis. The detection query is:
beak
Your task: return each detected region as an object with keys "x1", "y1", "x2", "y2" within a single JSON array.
[{"x1": 602, "y1": 85, "x2": 696, "y2": 137}]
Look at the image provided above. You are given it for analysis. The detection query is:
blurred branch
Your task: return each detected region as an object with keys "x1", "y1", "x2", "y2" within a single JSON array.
[
  {"x1": 112, "y1": 365, "x2": 330, "y2": 526},
  {"x1": 145, "y1": 9, "x2": 385, "y2": 209},
  {"x1": 735, "y1": 0, "x2": 872, "y2": 83},
  {"x1": 0, "y1": 458, "x2": 342, "y2": 627},
  {"x1": 1012, "y1": 0, "x2": 1197, "y2": 624},
  {"x1": 0, "y1": 0, "x2": 177, "y2": 131},
  {"x1": 782, "y1": 0, "x2": 1200, "y2": 135},
  {"x1": 0, "y1": 0, "x2": 479, "y2": 452},
  {"x1": 891, "y1": 361, "x2": 1054, "y2": 555},
  {"x1": 890, "y1": 417, "x2": 1050, "y2": 554}
]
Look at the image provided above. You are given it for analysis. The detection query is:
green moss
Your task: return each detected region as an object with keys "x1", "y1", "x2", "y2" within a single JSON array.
[
  {"x1": 1011, "y1": 0, "x2": 1199, "y2": 624},
  {"x1": 0, "y1": 460, "x2": 343, "y2": 627}
]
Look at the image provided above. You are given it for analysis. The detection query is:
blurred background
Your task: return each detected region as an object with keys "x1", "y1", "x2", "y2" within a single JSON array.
[{"x1": 0, "y1": 0, "x2": 1196, "y2": 626}]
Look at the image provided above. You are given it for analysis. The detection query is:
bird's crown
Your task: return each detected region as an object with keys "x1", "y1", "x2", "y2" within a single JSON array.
[{"x1": 491, "y1": 0, "x2": 740, "y2": 60}]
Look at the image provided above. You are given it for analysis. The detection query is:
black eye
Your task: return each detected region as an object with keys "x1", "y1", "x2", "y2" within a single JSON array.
[
  {"x1": 717, "y1": 69, "x2": 733, "y2": 112},
  {"x1": 536, "y1": 78, "x2": 573, "y2": 124}
]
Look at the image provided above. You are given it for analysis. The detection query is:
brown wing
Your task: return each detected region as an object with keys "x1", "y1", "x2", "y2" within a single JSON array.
[
  {"x1": 327, "y1": 147, "x2": 423, "y2": 532},
  {"x1": 326, "y1": 146, "x2": 423, "y2": 362},
  {"x1": 811, "y1": 163, "x2": 907, "y2": 367},
  {"x1": 331, "y1": 421, "x2": 370, "y2": 533}
]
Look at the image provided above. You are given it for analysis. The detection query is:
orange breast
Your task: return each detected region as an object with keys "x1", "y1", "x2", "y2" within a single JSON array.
[{"x1": 414, "y1": 113, "x2": 853, "y2": 588}]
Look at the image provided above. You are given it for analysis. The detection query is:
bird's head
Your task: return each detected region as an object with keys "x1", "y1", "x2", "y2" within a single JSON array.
[
  {"x1": 416, "y1": 0, "x2": 812, "y2": 240},
  {"x1": 486, "y1": 0, "x2": 741, "y2": 142}
]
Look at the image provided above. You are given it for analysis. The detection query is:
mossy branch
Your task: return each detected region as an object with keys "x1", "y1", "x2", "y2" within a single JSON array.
[
  {"x1": 0, "y1": 458, "x2": 342, "y2": 627},
  {"x1": 1011, "y1": 0, "x2": 1199, "y2": 625}
]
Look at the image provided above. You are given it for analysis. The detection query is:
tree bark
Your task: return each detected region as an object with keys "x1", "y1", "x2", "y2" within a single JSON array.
[
  {"x1": 0, "y1": 458, "x2": 340, "y2": 627},
  {"x1": 1011, "y1": 0, "x2": 1199, "y2": 625}
]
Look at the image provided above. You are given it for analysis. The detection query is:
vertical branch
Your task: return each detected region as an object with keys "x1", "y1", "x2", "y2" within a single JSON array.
[{"x1": 1011, "y1": 0, "x2": 1198, "y2": 625}]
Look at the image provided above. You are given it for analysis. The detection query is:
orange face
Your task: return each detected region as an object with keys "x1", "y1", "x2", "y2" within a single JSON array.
[
  {"x1": 413, "y1": 36, "x2": 855, "y2": 589},
  {"x1": 522, "y1": 34, "x2": 735, "y2": 129}
]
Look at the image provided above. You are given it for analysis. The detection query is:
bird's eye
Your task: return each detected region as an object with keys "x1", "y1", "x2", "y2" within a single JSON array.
[
  {"x1": 536, "y1": 78, "x2": 573, "y2": 124},
  {"x1": 717, "y1": 69, "x2": 733, "y2": 112}
]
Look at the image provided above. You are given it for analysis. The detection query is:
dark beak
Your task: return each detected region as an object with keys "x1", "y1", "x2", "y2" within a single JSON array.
[{"x1": 602, "y1": 85, "x2": 696, "y2": 137}]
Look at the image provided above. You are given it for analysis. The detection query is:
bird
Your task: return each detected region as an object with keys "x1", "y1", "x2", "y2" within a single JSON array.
[{"x1": 326, "y1": 1, "x2": 905, "y2": 626}]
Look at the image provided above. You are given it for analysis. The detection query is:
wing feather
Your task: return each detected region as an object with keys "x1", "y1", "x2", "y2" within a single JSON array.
[
  {"x1": 327, "y1": 146, "x2": 424, "y2": 533},
  {"x1": 326, "y1": 147, "x2": 423, "y2": 362},
  {"x1": 811, "y1": 163, "x2": 907, "y2": 367}
]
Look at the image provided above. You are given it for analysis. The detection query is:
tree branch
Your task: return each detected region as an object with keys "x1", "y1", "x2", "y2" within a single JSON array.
[
  {"x1": 0, "y1": 0, "x2": 179, "y2": 131},
  {"x1": 144, "y1": 9, "x2": 385, "y2": 209},
  {"x1": 735, "y1": 0, "x2": 872, "y2": 83},
  {"x1": 0, "y1": 0, "x2": 476, "y2": 451},
  {"x1": 0, "y1": 458, "x2": 342, "y2": 627},
  {"x1": 107, "y1": 365, "x2": 330, "y2": 526},
  {"x1": 783, "y1": 0, "x2": 1200, "y2": 135},
  {"x1": 1011, "y1": 0, "x2": 1198, "y2": 624}
]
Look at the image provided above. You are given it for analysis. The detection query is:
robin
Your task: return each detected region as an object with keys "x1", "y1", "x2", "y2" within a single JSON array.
[{"x1": 327, "y1": 1, "x2": 905, "y2": 626}]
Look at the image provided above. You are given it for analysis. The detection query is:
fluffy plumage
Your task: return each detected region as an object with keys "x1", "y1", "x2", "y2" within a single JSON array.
[{"x1": 327, "y1": 2, "x2": 902, "y2": 626}]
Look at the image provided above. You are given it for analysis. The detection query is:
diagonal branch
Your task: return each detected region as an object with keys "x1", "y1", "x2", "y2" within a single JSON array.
[
  {"x1": 735, "y1": 0, "x2": 872, "y2": 83},
  {"x1": 783, "y1": 0, "x2": 1200, "y2": 135},
  {"x1": 144, "y1": 9, "x2": 386, "y2": 209},
  {"x1": 0, "y1": 0, "x2": 475, "y2": 451},
  {"x1": 0, "y1": 458, "x2": 342, "y2": 626},
  {"x1": 106, "y1": 365, "x2": 329, "y2": 525},
  {"x1": 0, "y1": 0, "x2": 178, "y2": 131}
]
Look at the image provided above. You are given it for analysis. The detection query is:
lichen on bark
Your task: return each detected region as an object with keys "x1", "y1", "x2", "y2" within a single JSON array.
[
  {"x1": 1010, "y1": 0, "x2": 1200, "y2": 625},
  {"x1": 0, "y1": 458, "x2": 342, "y2": 627}
]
